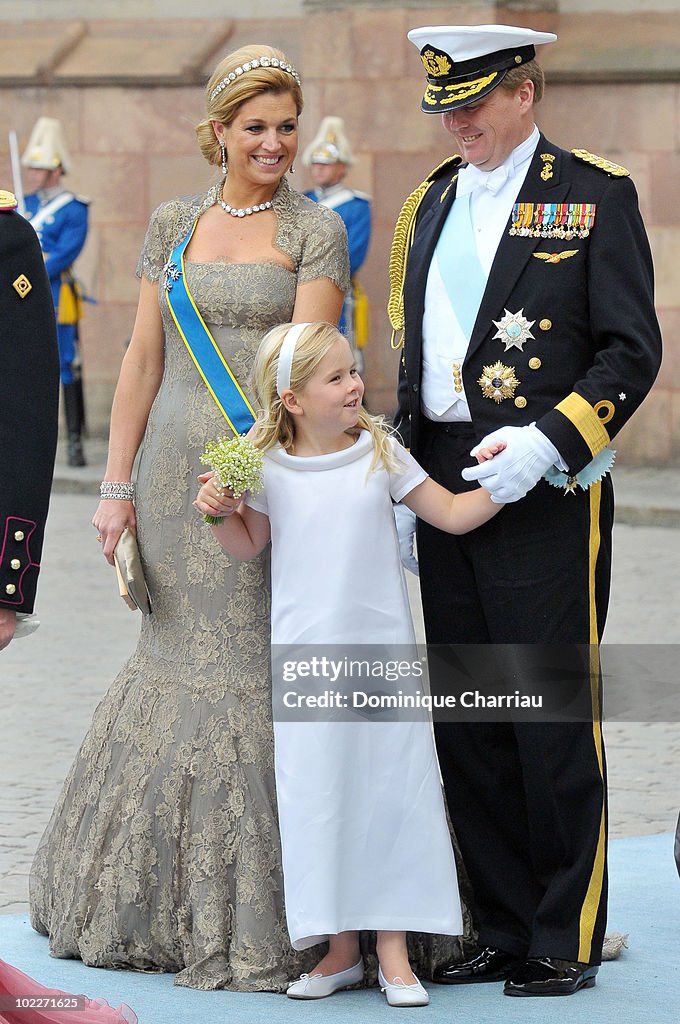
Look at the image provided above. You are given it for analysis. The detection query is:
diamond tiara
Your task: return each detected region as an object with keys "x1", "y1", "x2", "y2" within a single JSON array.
[{"x1": 210, "y1": 57, "x2": 301, "y2": 103}]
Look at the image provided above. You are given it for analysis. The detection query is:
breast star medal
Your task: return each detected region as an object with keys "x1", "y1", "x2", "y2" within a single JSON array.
[
  {"x1": 478, "y1": 362, "x2": 520, "y2": 404},
  {"x1": 492, "y1": 309, "x2": 535, "y2": 352}
]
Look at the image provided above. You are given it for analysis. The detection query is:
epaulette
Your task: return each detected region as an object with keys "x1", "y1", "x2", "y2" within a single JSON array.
[
  {"x1": 571, "y1": 149, "x2": 630, "y2": 178},
  {"x1": 387, "y1": 156, "x2": 462, "y2": 344},
  {"x1": 74, "y1": 193, "x2": 92, "y2": 205},
  {"x1": 0, "y1": 190, "x2": 18, "y2": 211},
  {"x1": 351, "y1": 189, "x2": 371, "y2": 202},
  {"x1": 426, "y1": 154, "x2": 463, "y2": 182}
]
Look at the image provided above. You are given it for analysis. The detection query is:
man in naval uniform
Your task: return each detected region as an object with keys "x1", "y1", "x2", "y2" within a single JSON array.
[
  {"x1": 22, "y1": 117, "x2": 89, "y2": 466},
  {"x1": 304, "y1": 117, "x2": 371, "y2": 371},
  {"x1": 391, "y1": 25, "x2": 662, "y2": 996},
  {"x1": 0, "y1": 191, "x2": 60, "y2": 650}
]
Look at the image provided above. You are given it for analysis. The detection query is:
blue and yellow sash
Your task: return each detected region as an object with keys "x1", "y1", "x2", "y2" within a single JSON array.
[{"x1": 164, "y1": 222, "x2": 255, "y2": 435}]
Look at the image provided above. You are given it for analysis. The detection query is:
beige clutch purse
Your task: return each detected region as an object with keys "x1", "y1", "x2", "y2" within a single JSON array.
[
  {"x1": 13, "y1": 613, "x2": 40, "y2": 639},
  {"x1": 113, "y1": 527, "x2": 151, "y2": 615}
]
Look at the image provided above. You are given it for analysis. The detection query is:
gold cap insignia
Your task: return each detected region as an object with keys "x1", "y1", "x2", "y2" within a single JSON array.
[
  {"x1": 478, "y1": 362, "x2": 521, "y2": 404},
  {"x1": 0, "y1": 189, "x2": 18, "y2": 211},
  {"x1": 13, "y1": 275, "x2": 32, "y2": 299},
  {"x1": 421, "y1": 48, "x2": 452, "y2": 78}
]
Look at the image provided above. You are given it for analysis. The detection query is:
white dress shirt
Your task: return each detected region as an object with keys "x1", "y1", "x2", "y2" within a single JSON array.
[{"x1": 421, "y1": 125, "x2": 540, "y2": 422}]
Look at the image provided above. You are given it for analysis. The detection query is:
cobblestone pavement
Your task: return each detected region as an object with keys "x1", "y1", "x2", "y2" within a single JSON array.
[{"x1": 1, "y1": 490, "x2": 679, "y2": 914}]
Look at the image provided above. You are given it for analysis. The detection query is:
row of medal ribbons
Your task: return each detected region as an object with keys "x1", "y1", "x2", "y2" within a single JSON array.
[{"x1": 510, "y1": 202, "x2": 596, "y2": 238}]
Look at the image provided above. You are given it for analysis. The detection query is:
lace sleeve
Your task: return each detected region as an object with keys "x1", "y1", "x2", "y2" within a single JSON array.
[
  {"x1": 136, "y1": 203, "x2": 169, "y2": 283},
  {"x1": 135, "y1": 195, "x2": 205, "y2": 282},
  {"x1": 297, "y1": 203, "x2": 351, "y2": 294}
]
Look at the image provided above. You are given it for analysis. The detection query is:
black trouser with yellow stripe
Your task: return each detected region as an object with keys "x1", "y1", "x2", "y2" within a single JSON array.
[{"x1": 416, "y1": 420, "x2": 612, "y2": 965}]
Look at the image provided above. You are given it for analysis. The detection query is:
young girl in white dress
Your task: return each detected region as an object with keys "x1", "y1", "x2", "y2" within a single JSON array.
[{"x1": 194, "y1": 322, "x2": 504, "y2": 1007}]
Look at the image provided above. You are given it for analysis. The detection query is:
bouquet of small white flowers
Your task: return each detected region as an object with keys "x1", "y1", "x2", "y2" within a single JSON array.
[{"x1": 200, "y1": 434, "x2": 264, "y2": 525}]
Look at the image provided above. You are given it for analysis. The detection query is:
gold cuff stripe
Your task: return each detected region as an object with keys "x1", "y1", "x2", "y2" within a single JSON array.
[
  {"x1": 578, "y1": 482, "x2": 606, "y2": 963},
  {"x1": 555, "y1": 392, "x2": 610, "y2": 457}
]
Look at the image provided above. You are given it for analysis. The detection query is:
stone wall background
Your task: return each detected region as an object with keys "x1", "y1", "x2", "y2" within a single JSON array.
[{"x1": 1, "y1": 3, "x2": 678, "y2": 463}]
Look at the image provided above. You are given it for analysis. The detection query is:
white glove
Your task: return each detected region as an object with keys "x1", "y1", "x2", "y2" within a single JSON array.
[
  {"x1": 461, "y1": 424, "x2": 563, "y2": 503},
  {"x1": 393, "y1": 503, "x2": 419, "y2": 575}
]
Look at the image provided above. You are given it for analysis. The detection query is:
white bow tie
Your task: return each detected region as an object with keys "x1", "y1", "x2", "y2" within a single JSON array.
[{"x1": 457, "y1": 163, "x2": 510, "y2": 197}]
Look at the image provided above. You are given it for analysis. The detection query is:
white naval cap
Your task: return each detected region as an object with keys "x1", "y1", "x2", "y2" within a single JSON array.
[{"x1": 407, "y1": 24, "x2": 557, "y2": 113}]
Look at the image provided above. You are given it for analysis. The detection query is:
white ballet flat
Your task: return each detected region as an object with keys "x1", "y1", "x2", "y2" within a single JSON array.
[
  {"x1": 286, "y1": 958, "x2": 364, "y2": 999},
  {"x1": 378, "y1": 965, "x2": 430, "y2": 1007}
]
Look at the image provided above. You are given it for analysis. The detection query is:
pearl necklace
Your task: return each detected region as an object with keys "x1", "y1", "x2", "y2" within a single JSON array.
[{"x1": 218, "y1": 195, "x2": 273, "y2": 218}]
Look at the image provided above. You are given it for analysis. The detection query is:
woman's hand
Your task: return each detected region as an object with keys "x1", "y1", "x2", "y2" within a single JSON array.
[
  {"x1": 92, "y1": 499, "x2": 136, "y2": 565},
  {"x1": 0, "y1": 609, "x2": 17, "y2": 652},
  {"x1": 193, "y1": 472, "x2": 240, "y2": 519}
]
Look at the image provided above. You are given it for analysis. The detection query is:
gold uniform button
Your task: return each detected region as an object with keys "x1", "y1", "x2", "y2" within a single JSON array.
[
  {"x1": 14, "y1": 531, "x2": 25, "y2": 542},
  {"x1": 539, "y1": 319, "x2": 552, "y2": 331},
  {"x1": 514, "y1": 396, "x2": 527, "y2": 409},
  {"x1": 529, "y1": 357, "x2": 542, "y2": 370},
  {"x1": 5, "y1": 584, "x2": 16, "y2": 595},
  {"x1": 10, "y1": 559, "x2": 21, "y2": 570}
]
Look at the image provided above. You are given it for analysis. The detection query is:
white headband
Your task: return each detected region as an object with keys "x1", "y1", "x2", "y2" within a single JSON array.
[
  {"x1": 276, "y1": 323, "x2": 311, "y2": 397},
  {"x1": 210, "y1": 56, "x2": 301, "y2": 103}
]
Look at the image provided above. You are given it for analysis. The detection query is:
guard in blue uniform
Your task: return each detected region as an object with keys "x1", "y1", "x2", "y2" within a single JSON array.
[
  {"x1": 391, "y1": 25, "x2": 662, "y2": 997},
  {"x1": 22, "y1": 117, "x2": 89, "y2": 466},
  {"x1": 0, "y1": 191, "x2": 60, "y2": 650},
  {"x1": 303, "y1": 117, "x2": 371, "y2": 370}
]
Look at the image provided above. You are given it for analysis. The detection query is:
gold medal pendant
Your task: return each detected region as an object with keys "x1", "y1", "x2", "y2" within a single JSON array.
[{"x1": 478, "y1": 362, "x2": 521, "y2": 403}]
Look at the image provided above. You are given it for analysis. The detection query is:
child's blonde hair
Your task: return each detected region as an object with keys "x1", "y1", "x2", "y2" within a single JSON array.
[{"x1": 251, "y1": 322, "x2": 400, "y2": 473}]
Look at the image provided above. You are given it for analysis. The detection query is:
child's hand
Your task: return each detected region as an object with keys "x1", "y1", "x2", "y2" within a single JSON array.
[
  {"x1": 475, "y1": 440, "x2": 506, "y2": 464},
  {"x1": 194, "y1": 471, "x2": 239, "y2": 519}
]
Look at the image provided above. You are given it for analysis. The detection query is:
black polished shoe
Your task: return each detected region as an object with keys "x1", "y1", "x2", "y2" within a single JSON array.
[
  {"x1": 433, "y1": 946, "x2": 523, "y2": 985},
  {"x1": 504, "y1": 957, "x2": 598, "y2": 997}
]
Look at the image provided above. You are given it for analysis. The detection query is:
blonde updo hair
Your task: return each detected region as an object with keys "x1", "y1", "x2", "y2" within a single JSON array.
[
  {"x1": 196, "y1": 44, "x2": 304, "y2": 170},
  {"x1": 251, "y1": 322, "x2": 400, "y2": 473}
]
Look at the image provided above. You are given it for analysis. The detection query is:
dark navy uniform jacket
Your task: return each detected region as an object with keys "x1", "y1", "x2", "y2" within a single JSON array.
[
  {"x1": 396, "y1": 135, "x2": 662, "y2": 472},
  {"x1": 1, "y1": 207, "x2": 60, "y2": 614}
]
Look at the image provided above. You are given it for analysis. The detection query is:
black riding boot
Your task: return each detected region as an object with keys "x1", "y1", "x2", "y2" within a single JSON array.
[{"x1": 63, "y1": 379, "x2": 86, "y2": 466}]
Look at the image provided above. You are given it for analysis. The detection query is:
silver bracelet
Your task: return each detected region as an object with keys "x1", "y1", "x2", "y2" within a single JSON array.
[{"x1": 100, "y1": 481, "x2": 135, "y2": 501}]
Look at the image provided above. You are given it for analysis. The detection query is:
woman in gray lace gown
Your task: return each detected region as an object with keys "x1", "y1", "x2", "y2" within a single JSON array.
[{"x1": 29, "y1": 45, "x2": 349, "y2": 992}]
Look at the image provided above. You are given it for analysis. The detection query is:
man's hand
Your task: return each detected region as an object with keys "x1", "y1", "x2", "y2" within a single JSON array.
[
  {"x1": 461, "y1": 424, "x2": 562, "y2": 503},
  {"x1": 393, "y1": 503, "x2": 419, "y2": 575},
  {"x1": 0, "y1": 609, "x2": 17, "y2": 651}
]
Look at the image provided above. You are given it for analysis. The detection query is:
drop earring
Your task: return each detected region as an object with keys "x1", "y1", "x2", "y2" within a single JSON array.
[
  {"x1": 220, "y1": 140, "x2": 227, "y2": 176},
  {"x1": 289, "y1": 163, "x2": 295, "y2": 174}
]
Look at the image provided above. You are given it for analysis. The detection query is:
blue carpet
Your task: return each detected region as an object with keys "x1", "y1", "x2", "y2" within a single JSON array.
[{"x1": 0, "y1": 833, "x2": 677, "y2": 1024}]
